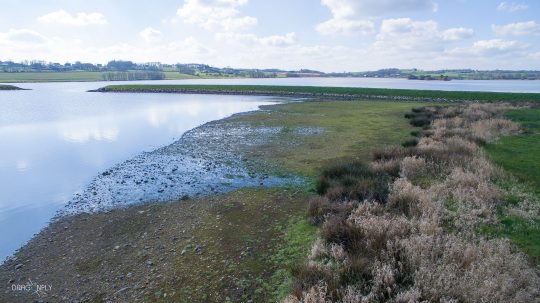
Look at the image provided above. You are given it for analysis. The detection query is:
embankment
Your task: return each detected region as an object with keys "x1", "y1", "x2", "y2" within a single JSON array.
[{"x1": 92, "y1": 84, "x2": 540, "y2": 103}]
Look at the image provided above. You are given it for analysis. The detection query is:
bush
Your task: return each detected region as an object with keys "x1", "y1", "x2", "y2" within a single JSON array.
[
  {"x1": 316, "y1": 161, "x2": 391, "y2": 202},
  {"x1": 401, "y1": 138, "x2": 419, "y2": 147},
  {"x1": 387, "y1": 178, "x2": 427, "y2": 217},
  {"x1": 290, "y1": 265, "x2": 337, "y2": 300},
  {"x1": 371, "y1": 159, "x2": 401, "y2": 177},
  {"x1": 321, "y1": 216, "x2": 365, "y2": 253},
  {"x1": 372, "y1": 146, "x2": 417, "y2": 161},
  {"x1": 307, "y1": 197, "x2": 355, "y2": 225}
]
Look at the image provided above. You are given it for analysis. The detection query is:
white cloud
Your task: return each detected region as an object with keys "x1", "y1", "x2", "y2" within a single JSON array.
[
  {"x1": 216, "y1": 0, "x2": 248, "y2": 5},
  {"x1": 177, "y1": 0, "x2": 256, "y2": 32},
  {"x1": 492, "y1": 21, "x2": 540, "y2": 36},
  {"x1": 321, "y1": 0, "x2": 436, "y2": 17},
  {"x1": 441, "y1": 27, "x2": 474, "y2": 41},
  {"x1": 316, "y1": 18, "x2": 375, "y2": 35},
  {"x1": 258, "y1": 32, "x2": 297, "y2": 47},
  {"x1": 139, "y1": 27, "x2": 163, "y2": 43},
  {"x1": 497, "y1": 2, "x2": 528, "y2": 12},
  {"x1": 317, "y1": 0, "x2": 436, "y2": 36},
  {"x1": 216, "y1": 32, "x2": 297, "y2": 47},
  {"x1": 38, "y1": 10, "x2": 107, "y2": 26},
  {"x1": 472, "y1": 39, "x2": 527, "y2": 54},
  {"x1": 374, "y1": 18, "x2": 473, "y2": 52},
  {"x1": 0, "y1": 29, "x2": 49, "y2": 45}
]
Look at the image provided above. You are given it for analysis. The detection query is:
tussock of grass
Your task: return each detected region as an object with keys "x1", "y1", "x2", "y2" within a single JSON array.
[
  {"x1": 316, "y1": 161, "x2": 391, "y2": 203},
  {"x1": 288, "y1": 103, "x2": 540, "y2": 303}
]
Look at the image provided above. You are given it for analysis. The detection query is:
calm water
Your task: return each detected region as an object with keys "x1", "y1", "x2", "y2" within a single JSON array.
[
  {"x1": 0, "y1": 81, "x2": 279, "y2": 261},
  {"x1": 0, "y1": 78, "x2": 538, "y2": 261}
]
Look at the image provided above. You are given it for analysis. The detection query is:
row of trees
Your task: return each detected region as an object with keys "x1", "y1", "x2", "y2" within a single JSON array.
[
  {"x1": 2, "y1": 60, "x2": 539, "y2": 79},
  {"x1": 0, "y1": 60, "x2": 167, "y2": 73}
]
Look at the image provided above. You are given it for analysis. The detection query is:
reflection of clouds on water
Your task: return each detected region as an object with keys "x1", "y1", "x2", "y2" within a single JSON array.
[
  {"x1": 146, "y1": 102, "x2": 203, "y2": 127},
  {"x1": 0, "y1": 86, "x2": 278, "y2": 261},
  {"x1": 16, "y1": 159, "x2": 30, "y2": 172},
  {"x1": 62, "y1": 126, "x2": 119, "y2": 143},
  {"x1": 56, "y1": 116, "x2": 120, "y2": 143}
]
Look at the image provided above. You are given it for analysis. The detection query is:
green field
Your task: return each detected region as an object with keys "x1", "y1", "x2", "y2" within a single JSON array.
[
  {"x1": 97, "y1": 84, "x2": 540, "y2": 102},
  {"x1": 231, "y1": 100, "x2": 428, "y2": 176},
  {"x1": 486, "y1": 108, "x2": 540, "y2": 193},
  {"x1": 484, "y1": 107, "x2": 540, "y2": 263},
  {"x1": 0, "y1": 71, "x2": 197, "y2": 82}
]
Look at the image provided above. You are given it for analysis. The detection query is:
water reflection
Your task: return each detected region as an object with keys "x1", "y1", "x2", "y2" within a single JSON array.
[{"x1": 0, "y1": 82, "x2": 277, "y2": 261}]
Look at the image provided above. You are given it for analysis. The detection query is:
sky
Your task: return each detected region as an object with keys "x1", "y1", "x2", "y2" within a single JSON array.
[{"x1": 0, "y1": 0, "x2": 539, "y2": 72}]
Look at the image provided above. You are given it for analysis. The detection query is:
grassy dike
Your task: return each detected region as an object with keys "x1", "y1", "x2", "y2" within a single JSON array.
[
  {"x1": 0, "y1": 100, "x2": 426, "y2": 302},
  {"x1": 94, "y1": 84, "x2": 540, "y2": 103}
]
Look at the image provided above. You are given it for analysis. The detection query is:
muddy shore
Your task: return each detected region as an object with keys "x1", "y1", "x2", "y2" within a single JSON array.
[{"x1": 60, "y1": 108, "x2": 304, "y2": 216}]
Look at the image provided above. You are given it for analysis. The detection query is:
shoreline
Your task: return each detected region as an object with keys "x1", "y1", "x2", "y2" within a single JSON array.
[
  {"x1": 91, "y1": 84, "x2": 540, "y2": 103},
  {"x1": 0, "y1": 99, "x2": 428, "y2": 301},
  {"x1": 58, "y1": 107, "x2": 303, "y2": 217}
]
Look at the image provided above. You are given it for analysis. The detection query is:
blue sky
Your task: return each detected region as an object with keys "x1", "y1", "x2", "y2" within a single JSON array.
[{"x1": 0, "y1": 0, "x2": 539, "y2": 71}]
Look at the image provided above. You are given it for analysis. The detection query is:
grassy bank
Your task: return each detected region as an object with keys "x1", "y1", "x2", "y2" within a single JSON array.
[
  {"x1": 287, "y1": 103, "x2": 539, "y2": 302},
  {"x1": 0, "y1": 100, "x2": 423, "y2": 302},
  {"x1": 485, "y1": 107, "x2": 540, "y2": 193},
  {"x1": 483, "y1": 106, "x2": 540, "y2": 263},
  {"x1": 232, "y1": 101, "x2": 427, "y2": 176},
  {"x1": 95, "y1": 84, "x2": 540, "y2": 102}
]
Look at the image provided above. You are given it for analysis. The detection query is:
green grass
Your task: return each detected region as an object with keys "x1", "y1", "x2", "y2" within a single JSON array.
[
  {"x1": 229, "y1": 100, "x2": 430, "y2": 176},
  {"x1": 484, "y1": 107, "x2": 540, "y2": 263},
  {"x1": 0, "y1": 71, "x2": 197, "y2": 82},
  {"x1": 98, "y1": 84, "x2": 540, "y2": 102},
  {"x1": 0, "y1": 71, "x2": 107, "y2": 82},
  {"x1": 485, "y1": 108, "x2": 540, "y2": 194},
  {"x1": 157, "y1": 188, "x2": 317, "y2": 303}
]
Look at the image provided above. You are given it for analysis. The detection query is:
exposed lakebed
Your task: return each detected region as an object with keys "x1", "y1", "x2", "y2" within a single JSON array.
[
  {"x1": 61, "y1": 115, "x2": 306, "y2": 215},
  {"x1": 0, "y1": 81, "x2": 290, "y2": 261}
]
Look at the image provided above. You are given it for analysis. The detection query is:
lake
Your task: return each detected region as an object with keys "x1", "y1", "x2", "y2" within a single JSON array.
[{"x1": 0, "y1": 77, "x2": 538, "y2": 261}]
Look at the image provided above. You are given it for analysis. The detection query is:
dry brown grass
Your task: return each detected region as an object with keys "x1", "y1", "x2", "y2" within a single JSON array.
[{"x1": 287, "y1": 103, "x2": 539, "y2": 303}]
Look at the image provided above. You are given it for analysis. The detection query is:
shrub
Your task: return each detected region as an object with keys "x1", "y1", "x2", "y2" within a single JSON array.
[
  {"x1": 401, "y1": 138, "x2": 419, "y2": 147},
  {"x1": 307, "y1": 197, "x2": 355, "y2": 225},
  {"x1": 410, "y1": 116, "x2": 431, "y2": 127},
  {"x1": 371, "y1": 159, "x2": 401, "y2": 177},
  {"x1": 372, "y1": 146, "x2": 417, "y2": 161},
  {"x1": 387, "y1": 178, "x2": 428, "y2": 218},
  {"x1": 471, "y1": 118, "x2": 521, "y2": 142},
  {"x1": 316, "y1": 161, "x2": 391, "y2": 203},
  {"x1": 399, "y1": 156, "x2": 426, "y2": 180},
  {"x1": 290, "y1": 266, "x2": 337, "y2": 300},
  {"x1": 321, "y1": 216, "x2": 365, "y2": 253}
]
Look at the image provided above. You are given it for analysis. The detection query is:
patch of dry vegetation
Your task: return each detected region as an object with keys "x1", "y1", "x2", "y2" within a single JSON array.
[{"x1": 285, "y1": 103, "x2": 539, "y2": 303}]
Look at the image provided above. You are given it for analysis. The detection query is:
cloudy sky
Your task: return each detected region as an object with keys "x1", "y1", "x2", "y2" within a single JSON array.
[{"x1": 0, "y1": 0, "x2": 539, "y2": 71}]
